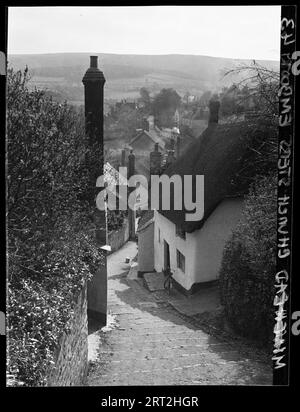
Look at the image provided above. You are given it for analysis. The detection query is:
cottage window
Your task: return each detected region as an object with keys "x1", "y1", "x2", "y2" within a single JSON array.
[
  {"x1": 176, "y1": 224, "x2": 186, "y2": 239},
  {"x1": 158, "y1": 228, "x2": 161, "y2": 243},
  {"x1": 176, "y1": 250, "x2": 185, "y2": 273}
]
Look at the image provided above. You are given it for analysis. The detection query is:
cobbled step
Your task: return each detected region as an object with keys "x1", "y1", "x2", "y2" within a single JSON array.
[{"x1": 88, "y1": 243, "x2": 272, "y2": 386}]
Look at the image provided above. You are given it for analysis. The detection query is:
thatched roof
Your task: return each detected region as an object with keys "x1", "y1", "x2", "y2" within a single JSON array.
[{"x1": 158, "y1": 120, "x2": 276, "y2": 233}]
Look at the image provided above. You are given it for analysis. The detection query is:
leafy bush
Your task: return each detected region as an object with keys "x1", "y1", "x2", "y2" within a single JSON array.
[
  {"x1": 219, "y1": 174, "x2": 277, "y2": 343},
  {"x1": 152, "y1": 88, "x2": 181, "y2": 128},
  {"x1": 107, "y1": 210, "x2": 127, "y2": 232},
  {"x1": 7, "y1": 68, "x2": 104, "y2": 386}
]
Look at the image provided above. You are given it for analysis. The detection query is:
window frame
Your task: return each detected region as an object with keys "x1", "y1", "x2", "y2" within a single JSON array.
[
  {"x1": 176, "y1": 249, "x2": 185, "y2": 273},
  {"x1": 175, "y1": 224, "x2": 186, "y2": 240}
]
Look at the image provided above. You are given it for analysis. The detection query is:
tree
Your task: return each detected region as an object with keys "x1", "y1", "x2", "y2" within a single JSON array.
[
  {"x1": 219, "y1": 62, "x2": 280, "y2": 344},
  {"x1": 152, "y1": 88, "x2": 181, "y2": 127},
  {"x1": 223, "y1": 60, "x2": 279, "y2": 119},
  {"x1": 199, "y1": 90, "x2": 212, "y2": 107},
  {"x1": 221, "y1": 62, "x2": 279, "y2": 174},
  {"x1": 104, "y1": 101, "x2": 144, "y2": 146},
  {"x1": 139, "y1": 87, "x2": 151, "y2": 110},
  {"x1": 219, "y1": 85, "x2": 245, "y2": 117}
]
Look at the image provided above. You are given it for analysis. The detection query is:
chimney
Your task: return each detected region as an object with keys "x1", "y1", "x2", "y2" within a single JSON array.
[
  {"x1": 128, "y1": 150, "x2": 136, "y2": 240},
  {"x1": 166, "y1": 150, "x2": 175, "y2": 166},
  {"x1": 148, "y1": 115, "x2": 155, "y2": 131},
  {"x1": 82, "y1": 56, "x2": 106, "y2": 145},
  {"x1": 82, "y1": 56, "x2": 105, "y2": 242},
  {"x1": 128, "y1": 149, "x2": 135, "y2": 179},
  {"x1": 82, "y1": 56, "x2": 107, "y2": 326},
  {"x1": 208, "y1": 99, "x2": 220, "y2": 124},
  {"x1": 82, "y1": 56, "x2": 106, "y2": 244},
  {"x1": 150, "y1": 143, "x2": 162, "y2": 176},
  {"x1": 176, "y1": 135, "x2": 181, "y2": 159},
  {"x1": 142, "y1": 117, "x2": 149, "y2": 131},
  {"x1": 121, "y1": 149, "x2": 126, "y2": 167}
]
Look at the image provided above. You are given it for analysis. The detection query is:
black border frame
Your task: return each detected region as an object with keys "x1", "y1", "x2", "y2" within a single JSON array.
[{"x1": 1, "y1": 1, "x2": 299, "y2": 405}]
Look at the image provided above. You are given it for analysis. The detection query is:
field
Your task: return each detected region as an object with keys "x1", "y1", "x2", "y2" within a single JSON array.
[{"x1": 9, "y1": 52, "x2": 279, "y2": 105}]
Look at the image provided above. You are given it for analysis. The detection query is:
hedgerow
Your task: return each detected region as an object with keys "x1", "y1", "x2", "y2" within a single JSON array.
[
  {"x1": 107, "y1": 209, "x2": 127, "y2": 232},
  {"x1": 6, "y1": 68, "x2": 104, "y2": 386},
  {"x1": 219, "y1": 174, "x2": 277, "y2": 343}
]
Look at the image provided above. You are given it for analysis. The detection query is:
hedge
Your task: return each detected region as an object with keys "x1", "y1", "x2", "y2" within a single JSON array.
[
  {"x1": 219, "y1": 174, "x2": 277, "y2": 343},
  {"x1": 6, "y1": 68, "x2": 104, "y2": 386}
]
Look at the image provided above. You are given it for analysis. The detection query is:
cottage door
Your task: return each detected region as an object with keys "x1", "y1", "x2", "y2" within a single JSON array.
[{"x1": 164, "y1": 240, "x2": 170, "y2": 270}]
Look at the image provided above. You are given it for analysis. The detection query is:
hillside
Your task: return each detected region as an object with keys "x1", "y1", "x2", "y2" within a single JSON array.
[{"x1": 8, "y1": 52, "x2": 279, "y2": 105}]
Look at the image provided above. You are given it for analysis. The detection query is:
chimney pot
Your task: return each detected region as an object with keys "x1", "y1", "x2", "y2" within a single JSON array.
[
  {"x1": 82, "y1": 55, "x2": 105, "y2": 85},
  {"x1": 121, "y1": 149, "x2": 126, "y2": 166},
  {"x1": 90, "y1": 56, "x2": 98, "y2": 68},
  {"x1": 150, "y1": 144, "x2": 162, "y2": 176}
]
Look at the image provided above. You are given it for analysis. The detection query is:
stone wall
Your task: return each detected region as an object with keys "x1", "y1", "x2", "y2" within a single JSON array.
[
  {"x1": 47, "y1": 283, "x2": 88, "y2": 386},
  {"x1": 108, "y1": 219, "x2": 129, "y2": 253}
]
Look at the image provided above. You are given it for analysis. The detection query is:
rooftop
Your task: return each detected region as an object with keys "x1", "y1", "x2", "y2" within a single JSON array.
[{"x1": 158, "y1": 119, "x2": 277, "y2": 233}]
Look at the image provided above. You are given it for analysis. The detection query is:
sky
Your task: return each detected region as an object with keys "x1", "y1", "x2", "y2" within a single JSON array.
[{"x1": 8, "y1": 6, "x2": 281, "y2": 60}]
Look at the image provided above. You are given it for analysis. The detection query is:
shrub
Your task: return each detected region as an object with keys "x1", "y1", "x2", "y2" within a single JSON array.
[
  {"x1": 219, "y1": 174, "x2": 277, "y2": 343},
  {"x1": 107, "y1": 209, "x2": 127, "y2": 232},
  {"x1": 6, "y1": 68, "x2": 104, "y2": 386}
]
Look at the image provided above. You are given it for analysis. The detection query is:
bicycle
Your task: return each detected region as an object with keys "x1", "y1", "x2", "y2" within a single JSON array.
[{"x1": 163, "y1": 268, "x2": 173, "y2": 295}]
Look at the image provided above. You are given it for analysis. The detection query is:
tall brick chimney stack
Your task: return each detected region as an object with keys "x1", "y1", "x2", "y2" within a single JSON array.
[
  {"x1": 82, "y1": 56, "x2": 107, "y2": 326},
  {"x1": 121, "y1": 149, "x2": 126, "y2": 167},
  {"x1": 150, "y1": 143, "x2": 162, "y2": 176},
  {"x1": 208, "y1": 99, "x2": 220, "y2": 124},
  {"x1": 128, "y1": 150, "x2": 136, "y2": 240},
  {"x1": 82, "y1": 56, "x2": 106, "y2": 145},
  {"x1": 82, "y1": 56, "x2": 106, "y2": 245},
  {"x1": 128, "y1": 149, "x2": 135, "y2": 179}
]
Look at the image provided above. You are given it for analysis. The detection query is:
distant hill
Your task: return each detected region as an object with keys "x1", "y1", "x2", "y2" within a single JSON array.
[{"x1": 8, "y1": 52, "x2": 279, "y2": 105}]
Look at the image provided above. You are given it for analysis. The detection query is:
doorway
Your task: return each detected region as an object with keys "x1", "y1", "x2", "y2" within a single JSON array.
[{"x1": 164, "y1": 240, "x2": 170, "y2": 270}]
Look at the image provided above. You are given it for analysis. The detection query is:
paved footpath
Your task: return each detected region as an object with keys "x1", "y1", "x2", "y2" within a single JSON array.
[{"x1": 87, "y1": 241, "x2": 272, "y2": 386}]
